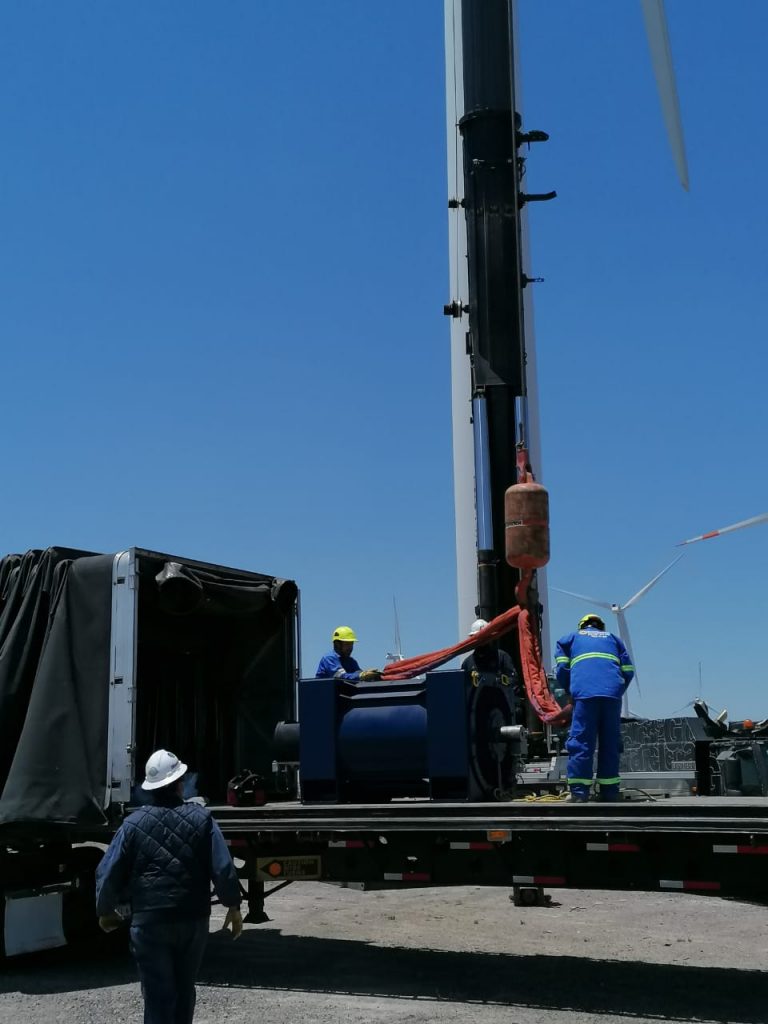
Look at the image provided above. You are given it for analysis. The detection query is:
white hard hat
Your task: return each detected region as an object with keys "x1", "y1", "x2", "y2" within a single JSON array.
[
  {"x1": 468, "y1": 618, "x2": 489, "y2": 637},
  {"x1": 141, "y1": 749, "x2": 188, "y2": 791}
]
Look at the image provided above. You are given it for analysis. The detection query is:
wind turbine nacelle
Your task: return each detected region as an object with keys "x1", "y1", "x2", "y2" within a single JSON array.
[{"x1": 504, "y1": 481, "x2": 550, "y2": 571}]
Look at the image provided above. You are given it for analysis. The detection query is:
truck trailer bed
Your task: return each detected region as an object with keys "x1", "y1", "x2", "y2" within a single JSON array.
[
  {"x1": 205, "y1": 798, "x2": 768, "y2": 910},
  {"x1": 211, "y1": 796, "x2": 768, "y2": 834}
]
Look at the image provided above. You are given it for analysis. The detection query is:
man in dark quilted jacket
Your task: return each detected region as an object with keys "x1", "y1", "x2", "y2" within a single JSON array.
[{"x1": 96, "y1": 749, "x2": 242, "y2": 1024}]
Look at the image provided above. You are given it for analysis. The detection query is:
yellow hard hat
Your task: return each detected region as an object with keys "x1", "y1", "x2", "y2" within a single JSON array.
[
  {"x1": 332, "y1": 625, "x2": 357, "y2": 643},
  {"x1": 578, "y1": 613, "x2": 605, "y2": 630}
]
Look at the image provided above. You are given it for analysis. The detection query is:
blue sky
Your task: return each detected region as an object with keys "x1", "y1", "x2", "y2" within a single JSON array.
[{"x1": 1, "y1": 2, "x2": 765, "y2": 720}]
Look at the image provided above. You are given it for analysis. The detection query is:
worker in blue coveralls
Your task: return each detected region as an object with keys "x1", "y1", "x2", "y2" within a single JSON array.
[
  {"x1": 555, "y1": 613, "x2": 634, "y2": 802},
  {"x1": 96, "y1": 749, "x2": 243, "y2": 1024},
  {"x1": 316, "y1": 625, "x2": 382, "y2": 681}
]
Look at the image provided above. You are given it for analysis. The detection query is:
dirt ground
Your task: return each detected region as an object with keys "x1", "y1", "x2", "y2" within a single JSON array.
[{"x1": 1, "y1": 882, "x2": 767, "y2": 1024}]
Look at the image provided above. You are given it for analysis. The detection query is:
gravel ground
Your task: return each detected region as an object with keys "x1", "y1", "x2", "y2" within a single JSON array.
[{"x1": 1, "y1": 882, "x2": 767, "y2": 1024}]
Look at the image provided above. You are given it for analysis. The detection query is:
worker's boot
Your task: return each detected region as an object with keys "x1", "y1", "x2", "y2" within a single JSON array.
[
  {"x1": 598, "y1": 783, "x2": 621, "y2": 802},
  {"x1": 566, "y1": 783, "x2": 590, "y2": 803}
]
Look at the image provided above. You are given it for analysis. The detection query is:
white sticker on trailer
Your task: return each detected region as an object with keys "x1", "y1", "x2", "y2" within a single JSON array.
[{"x1": 4, "y1": 893, "x2": 66, "y2": 956}]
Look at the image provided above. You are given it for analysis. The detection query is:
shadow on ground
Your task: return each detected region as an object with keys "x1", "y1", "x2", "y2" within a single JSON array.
[{"x1": 2, "y1": 927, "x2": 765, "y2": 1023}]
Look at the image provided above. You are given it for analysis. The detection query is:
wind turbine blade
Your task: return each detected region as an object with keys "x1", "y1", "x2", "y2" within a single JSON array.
[
  {"x1": 640, "y1": 0, "x2": 689, "y2": 190},
  {"x1": 550, "y1": 587, "x2": 613, "y2": 610},
  {"x1": 393, "y1": 595, "x2": 402, "y2": 658},
  {"x1": 621, "y1": 553, "x2": 684, "y2": 610},
  {"x1": 677, "y1": 512, "x2": 768, "y2": 546},
  {"x1": 616, "y1": 609, "x2": 641, "y2": 698}
]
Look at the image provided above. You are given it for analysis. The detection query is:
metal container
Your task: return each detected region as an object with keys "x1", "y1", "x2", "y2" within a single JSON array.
[{"x1": 504, "y1": 481, "x2": 550, "y2": 569}]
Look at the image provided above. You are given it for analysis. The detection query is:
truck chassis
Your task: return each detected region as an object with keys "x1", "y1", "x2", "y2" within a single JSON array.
[{"x1": 204, "y1": 798, "x2": 768, "y2": 919}]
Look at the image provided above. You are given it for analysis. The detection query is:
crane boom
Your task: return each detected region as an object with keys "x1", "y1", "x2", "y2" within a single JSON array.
[{"x1": 444, "y1": 0, "x2": 552, "y2": 658}]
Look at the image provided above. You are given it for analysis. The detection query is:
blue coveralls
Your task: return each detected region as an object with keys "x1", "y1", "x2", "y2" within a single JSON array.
[
  {"x1": 555, "y1": 628, "x2": 634, "y2": 801},
  {"x1": 316, "y1": 650, "x2": 362, "y2": 680},
  {"x1": 96, "y1": 794, "x2": 241, "y2": 1024}
]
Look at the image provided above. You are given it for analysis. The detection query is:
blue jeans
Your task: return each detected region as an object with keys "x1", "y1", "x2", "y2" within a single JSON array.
[
  {"x1": 130, "y1": 917, "x2": 209, "y2": 1024},
  {"x1": 566, "y1": 697, "x2": 622, "y2": 801}
]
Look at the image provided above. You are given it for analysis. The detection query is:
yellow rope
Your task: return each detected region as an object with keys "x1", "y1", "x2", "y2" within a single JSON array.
[{"x1": 511, "y1": 791, "x2": 569, "y2": 803}]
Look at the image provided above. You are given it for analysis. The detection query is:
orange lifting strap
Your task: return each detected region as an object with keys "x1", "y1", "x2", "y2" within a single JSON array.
[{"x1": 381, "y1": 576, "x2": 571, "y2": 728}]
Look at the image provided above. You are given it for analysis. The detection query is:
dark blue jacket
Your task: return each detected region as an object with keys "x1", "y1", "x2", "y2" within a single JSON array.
[
  {"x1": 95, "y1": 794, "x2": 241, "y2": 924},
  {"x1": 315, "y1": 650, "x2": 361, "y2": 681},
  {"x1": 555, "y1": 628, "x2": 634, "y2": 700}
]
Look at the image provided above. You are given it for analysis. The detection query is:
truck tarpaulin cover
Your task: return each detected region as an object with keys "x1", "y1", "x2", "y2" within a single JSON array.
[{"x1": 0, "y1": 547, "x2": 113, "y2": 829}]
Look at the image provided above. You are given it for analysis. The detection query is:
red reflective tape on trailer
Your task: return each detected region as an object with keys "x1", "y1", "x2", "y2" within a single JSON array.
[
  {"x1": 383, "y1": 872, "x2": 431, "y2": 882},
  {"x1": 512, "y1": 875, "x2": 565, "y2": 885},
  {"x1": 449, "y1": 842, "x2": 494, "y2": 850},
  {"x1": 226, "y1": 839, "x2": 248, "y2": 848},
  {"x1": 327, "y1": 840, "x2": 365, "y2": 848},
  {"x1": 586, "y1": 842, "x2": 640, "y2": 853},
  {"x1": 713, "y1": 844, "x2": 768, "y2": 855},
  {"x1": 660, "y1": 880, "x2": 720, "y2": 891}
]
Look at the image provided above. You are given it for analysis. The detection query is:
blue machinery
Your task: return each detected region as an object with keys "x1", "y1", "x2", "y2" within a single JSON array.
[{"x1": 295, "y1": 670, "x2": 526, "y2": 803}]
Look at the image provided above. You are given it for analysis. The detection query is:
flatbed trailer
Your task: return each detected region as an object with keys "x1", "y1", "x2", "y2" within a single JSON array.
[
  {"x1": 5, "y1": 796, "x2": 768, "y2": 951},
  {"x1": 199, "y1": 798, "x2": 768, "y2": 917}
]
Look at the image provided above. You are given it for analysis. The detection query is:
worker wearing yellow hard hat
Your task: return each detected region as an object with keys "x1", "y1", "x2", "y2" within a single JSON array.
[
  {"x1": 555, "y1": 613, "x2": 634, "y2": 803},
  {"x1": 316, "y1": 626, "x2": 382, "y2": 682},
  {"x1": 332, "y1": 626, "x2": 357, "y2": 644},
  {"x1": 578, "y1": 613, "x2": 606, "y2": 630}
]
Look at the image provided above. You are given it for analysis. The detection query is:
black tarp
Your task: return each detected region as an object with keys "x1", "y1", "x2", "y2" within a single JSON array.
[
  {"x1": 0, "y1": 547, "x2": 298, "y2": 833},
  {"x1": 0, "y1": 548, "x2": 113, "y2": 829}
]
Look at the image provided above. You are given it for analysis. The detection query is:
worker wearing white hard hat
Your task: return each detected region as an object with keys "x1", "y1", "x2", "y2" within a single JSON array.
[
  {"x1": 141, "y1": 748, "x2": 188, "y2": 790},
  {"x1": 461, "y1": 618, "x2": 523, "y2": 711},
  {"x1": 96, "y1": 749, "x2": 243, "y2": 1024}
]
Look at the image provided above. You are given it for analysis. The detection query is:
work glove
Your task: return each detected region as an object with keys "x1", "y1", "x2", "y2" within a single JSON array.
[
  {"x1": 359, "y1": 669, "x2": 382, "y2": 682},
  {"x1": 98, "y1": 913, "x2": 123, "y2": 933},
  {"x1": 222, "y1": 906, "x2": 243, "y2": 940}
]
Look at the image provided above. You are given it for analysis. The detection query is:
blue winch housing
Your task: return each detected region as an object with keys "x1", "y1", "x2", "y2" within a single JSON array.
[{"x1": 298, "y1": 670, "x2": 523, "y2": 803}]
